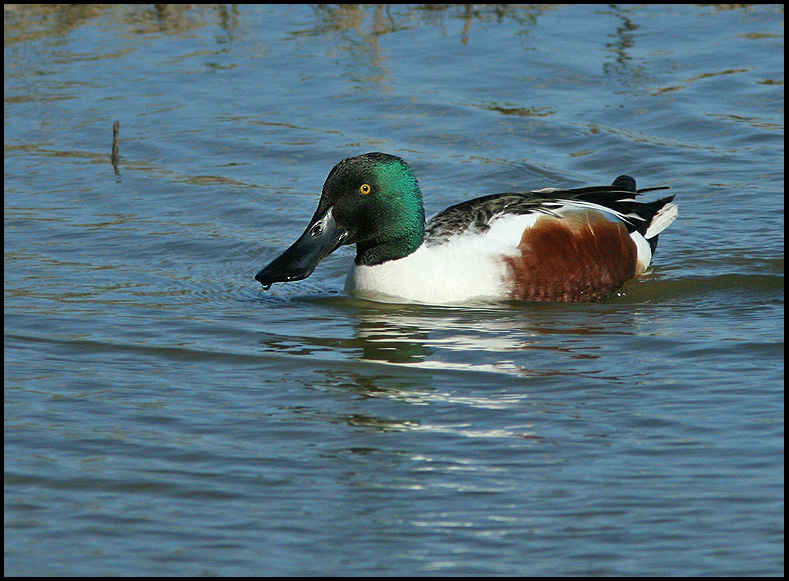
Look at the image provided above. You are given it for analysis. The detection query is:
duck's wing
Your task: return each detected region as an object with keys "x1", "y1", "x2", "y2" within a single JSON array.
[{"x1": 424, "y1": 175, "x2": 674, "y2": 245}]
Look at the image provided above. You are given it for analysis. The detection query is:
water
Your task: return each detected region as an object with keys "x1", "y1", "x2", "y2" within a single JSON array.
[{"x1": 4, "y1": 4, "x2": 783, "y2": 576}]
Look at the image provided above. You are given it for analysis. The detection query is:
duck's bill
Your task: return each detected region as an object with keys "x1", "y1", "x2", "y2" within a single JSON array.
[{"x1": 255, "y1": 207, "x2": 348, "y2": 289}]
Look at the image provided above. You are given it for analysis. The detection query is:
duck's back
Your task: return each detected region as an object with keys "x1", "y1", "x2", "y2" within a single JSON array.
[{"x1": 425, "y1": 177, "x2": 674, "y2": 244}]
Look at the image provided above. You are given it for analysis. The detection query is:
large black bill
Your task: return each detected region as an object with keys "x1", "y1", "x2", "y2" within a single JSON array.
[{"x1": 255, "y1": 207, "x2": 348, "y2": 289}]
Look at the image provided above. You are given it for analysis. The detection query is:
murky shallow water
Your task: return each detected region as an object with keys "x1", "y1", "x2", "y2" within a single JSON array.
[{"x1": 5, "y1": 4, "x2": 783, "y2": 575}]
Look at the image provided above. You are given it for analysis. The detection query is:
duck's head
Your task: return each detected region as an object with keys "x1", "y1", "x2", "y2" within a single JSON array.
[{"x1": 255, "y1": 152, "x2": 425, "y2": 289}]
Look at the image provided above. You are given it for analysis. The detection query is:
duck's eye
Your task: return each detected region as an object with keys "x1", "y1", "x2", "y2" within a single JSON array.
[{"x1": 359, "y1": 183, "x2": 371, "y2": 195}]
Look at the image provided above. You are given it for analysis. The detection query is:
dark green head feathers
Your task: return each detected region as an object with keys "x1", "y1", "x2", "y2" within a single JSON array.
[
  {"x1": 255, "y1": 152, "x2": 427, "y2": 289},
  {"x1": 317, "y1": 152, "x2": 426, "y2": 265}
]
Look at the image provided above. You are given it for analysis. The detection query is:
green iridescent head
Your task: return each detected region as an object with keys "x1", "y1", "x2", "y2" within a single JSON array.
[
  {"x1": 317, "y1": 152, "x2": 425, "y2": 265},
  {"x1": 255, "y1": 152, "x2": 426, "y2": 289}
]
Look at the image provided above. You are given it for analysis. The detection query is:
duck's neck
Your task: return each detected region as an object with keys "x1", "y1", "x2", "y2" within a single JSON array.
[{"x1": 355, "y1": 223, "x2": 424, "y2": 266}]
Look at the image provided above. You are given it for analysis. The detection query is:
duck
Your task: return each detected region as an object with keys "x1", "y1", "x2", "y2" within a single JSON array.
[{"x1": 255, "y1": 152, "x2": 677, "y2": 304}]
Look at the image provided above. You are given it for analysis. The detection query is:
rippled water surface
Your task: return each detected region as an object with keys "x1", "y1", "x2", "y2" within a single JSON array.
[{"x1": 4, "y1": 4, "x2": 784, "y2": 576}]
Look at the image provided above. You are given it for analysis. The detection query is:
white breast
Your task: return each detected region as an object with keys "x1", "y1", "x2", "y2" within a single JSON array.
[{"x1": 345, "y1": 214, "x2": 540, "y2": 304}]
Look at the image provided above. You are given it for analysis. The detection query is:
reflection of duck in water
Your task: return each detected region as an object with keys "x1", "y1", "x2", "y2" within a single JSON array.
[{"x1": 256, "y1": 152, "x2": 677, "y2": 305}]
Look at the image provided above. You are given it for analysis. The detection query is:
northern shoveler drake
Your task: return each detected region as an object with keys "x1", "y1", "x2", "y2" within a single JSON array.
[{"x1": 255, "y1": 152, "x2": 678, "y2": 304}]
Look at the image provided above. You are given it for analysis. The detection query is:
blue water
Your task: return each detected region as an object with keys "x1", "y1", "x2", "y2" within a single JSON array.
[{"x1": 4, "y1": 4, "x2": 784, "y2": 576}]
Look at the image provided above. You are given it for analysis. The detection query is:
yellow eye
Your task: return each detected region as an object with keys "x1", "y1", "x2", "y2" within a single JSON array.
[{"x1": 359, "y1": 183, "x2": 371, "y2": 195}]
